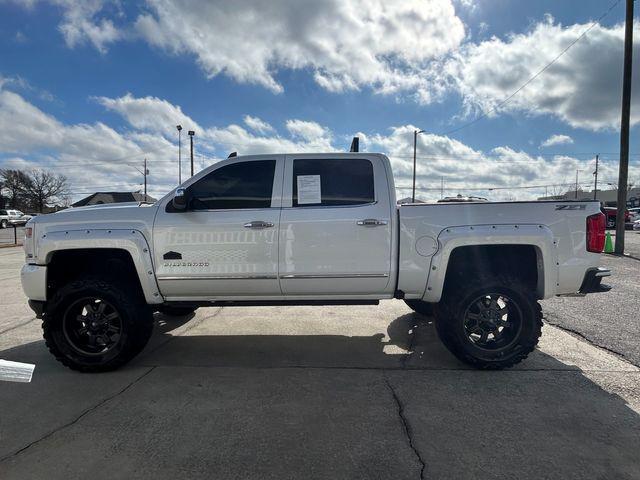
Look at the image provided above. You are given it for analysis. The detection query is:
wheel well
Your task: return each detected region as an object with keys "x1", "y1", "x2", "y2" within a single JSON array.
[
  {"x1": 47, "y1": 249, "x2": 144, "y2": 300},
  {"x1": 443, "y1": 245, "x2": 542, "y2": 298}
]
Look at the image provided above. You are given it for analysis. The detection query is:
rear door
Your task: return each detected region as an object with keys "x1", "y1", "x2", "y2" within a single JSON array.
[
  {"x1": 153, "y1": 156, "x2": 284, "y2": 299},
  {"x1": 278, "y1": 155, "x2": 393, "y2": 295}
]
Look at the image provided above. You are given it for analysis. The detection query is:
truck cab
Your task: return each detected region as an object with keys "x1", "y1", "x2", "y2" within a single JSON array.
[{"x1": 155, "y1": 153, "x2": 397, "y2": 300}]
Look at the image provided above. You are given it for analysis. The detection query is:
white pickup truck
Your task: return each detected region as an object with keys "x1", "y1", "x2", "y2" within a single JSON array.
[{"x1": 21, "y1": 153, "x2": 611, "y2": 372}]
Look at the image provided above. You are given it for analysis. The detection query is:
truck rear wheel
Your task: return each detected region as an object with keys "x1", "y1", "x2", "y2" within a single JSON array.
[
  {"x1": 434, "y1": 276, "x2": 542, "y2": 369},
  {"x1": 404, "y1": 299, "x2": 434, "y2": 316},
  {"x1": 43, "y1": 276, "x2": 154, "y2": 372}
]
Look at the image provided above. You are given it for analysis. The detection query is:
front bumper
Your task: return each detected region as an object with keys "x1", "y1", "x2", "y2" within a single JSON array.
[
  {"x1": 578, "y1": 267, "x2": 611, "y2": 294},
  {"x1": 20, "y1": 264, "x2": 46, "y2": 302}
]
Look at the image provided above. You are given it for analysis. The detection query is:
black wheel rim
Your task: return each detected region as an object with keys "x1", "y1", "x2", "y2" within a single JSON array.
[
  {"x1": 62, "y1": 297, "x2": 122, "y2": 356},
  {"x1": 463, "y1": 293, "x2": 522, "y2": 351}
]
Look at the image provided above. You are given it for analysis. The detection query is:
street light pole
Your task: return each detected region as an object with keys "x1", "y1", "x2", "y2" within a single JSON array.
[
  {"x1": 144, "y1": 157, "x2": 148, "y2": 199},
  {"x1": 615, "y1": 0, "x2": 634, "y2": 254},
  {"x1": 176, "y1": 125, "x2": 183, "y2": 185},
  {"x1": 188, "y1": 130, "x2": 195, "y2": 177},
  {"x1": 412, "y1": 129, "x2": 425, "y2": 203}
]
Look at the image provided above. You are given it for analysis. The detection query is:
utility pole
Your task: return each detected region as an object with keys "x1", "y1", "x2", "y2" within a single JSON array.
[
  {"x1": 440, "y1": 177, "x2": 444, "y2": 200},
  {"x1": 616, "y1": 0, "x2": 634, "y2": 254},
  {"x1": 575, "y1": 169, "x2": 579, "y2": 199},
  {"x1": 412, "y1": 129, "x2": 424, "y2": 202},
  {"x1": 176, "y1": 125, "x2": 183, "y2": 185},
  {"x1": 593, "y1": 154, "x2": 599, "y2": 200},
  {"x1": 188, "y1": 130, "x2": 195, "y2": 177}
]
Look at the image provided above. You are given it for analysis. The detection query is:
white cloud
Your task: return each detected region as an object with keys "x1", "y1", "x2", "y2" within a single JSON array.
[
  {"x1": 243, "y1": 115, "x2": 274, "y2": 135},
  {"x1": 134, "y1": 0, "x2": 465, "y2": 99},
  {"x1": 14, "y1": 31, "x2": 27, "y2": 43},
  {"x1": 95, "y1": 93, "x2": 200, "y2": 135},
  {"x1": 363, "y1": 124, "x2": 616, "y2": 201},
  {"x1": 285, "y1": 119, "x2": 330, "y2": 142},
  {"x1": 57, "y1": 0, "x2": 122, "y2": 52},
  {"x1": 540, "y1": 134, "x2": 574, "y2": 148},
  {"x1": 7, "y1": 0, "x2": 123, "y2": 53},
  {"x1": 1, "y1": 87, "x2": 628, "y2": 203},
  {"x1": 448, "y1": 18, "x2": 640, "y2": 130}
]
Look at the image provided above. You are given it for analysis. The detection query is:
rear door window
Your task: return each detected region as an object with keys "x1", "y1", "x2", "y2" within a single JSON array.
[{"x1": 292, "y1": 158, "x2": 374, "y2": 207}]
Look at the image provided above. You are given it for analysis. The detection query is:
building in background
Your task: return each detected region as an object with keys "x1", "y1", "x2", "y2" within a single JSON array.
[
  {"x1": 538, "y1": 187, "x2": 640, "y2": 208},
  {"x1": 72, "y1": 192, "x2": 156, "y2": 208}
]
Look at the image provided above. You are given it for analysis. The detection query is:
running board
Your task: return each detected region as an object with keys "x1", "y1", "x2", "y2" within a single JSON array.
[{"x1": 162, "y1": 300, "x2": 380, "y2": 308}]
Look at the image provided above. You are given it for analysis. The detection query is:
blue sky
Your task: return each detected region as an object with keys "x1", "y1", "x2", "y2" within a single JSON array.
[{"x1": 0, "y1": 0, "x2": 638, "y2": 202}]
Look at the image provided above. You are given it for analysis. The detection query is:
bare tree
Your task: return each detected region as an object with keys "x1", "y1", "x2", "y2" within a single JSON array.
[
  {"x1": 21, "y1": 170, "x2": 70, "y2": 213},
  {"x1": 0, "y1": 169, "x2": 31, "y2": 209}
]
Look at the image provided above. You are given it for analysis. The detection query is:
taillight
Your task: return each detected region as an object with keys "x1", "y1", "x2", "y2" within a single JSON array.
[{"x1": 586, "y1": 213, "x2": 606, "y2": 253}]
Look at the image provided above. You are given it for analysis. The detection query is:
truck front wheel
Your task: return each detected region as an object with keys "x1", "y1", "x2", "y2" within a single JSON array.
[
  {"x1": 43, "y1": 276, "x2": 154, "y2": 372},
  {"x1": 434, "y1": 276, "x2": 542, "y2": 369}
]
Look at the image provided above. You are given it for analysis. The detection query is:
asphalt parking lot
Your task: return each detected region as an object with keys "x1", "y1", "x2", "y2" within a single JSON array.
[
  {"x1": 1, "y1": 246, "x2": 639, "y2": 479},
  {"x1": 543, "y1": 231, "x2": 640, "y2": 367}
]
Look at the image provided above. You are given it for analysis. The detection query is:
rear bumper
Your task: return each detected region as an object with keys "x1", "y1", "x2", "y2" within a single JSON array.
[{"x1": 578, "y1": 267, "x2": 611, "y2": 294}]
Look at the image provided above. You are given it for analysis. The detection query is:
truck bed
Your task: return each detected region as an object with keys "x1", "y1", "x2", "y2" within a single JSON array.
[{"x1": 397, "y1": 200, "x2": 602, "y2": 301}]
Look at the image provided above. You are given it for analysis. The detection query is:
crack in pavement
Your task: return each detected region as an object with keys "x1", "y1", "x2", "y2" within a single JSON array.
[
  {"x1": 544, "y1": 317, "x2": 638, "y2": 368},
  {"x1": 0, "y1": 366, "x2": 157, "y2": 463},
  {"x1": 0, "y1": 316, "x2": 37, "y2": 335},
  {"x1": 384, "y1": 375, "x2": 426, "y2": 480}
]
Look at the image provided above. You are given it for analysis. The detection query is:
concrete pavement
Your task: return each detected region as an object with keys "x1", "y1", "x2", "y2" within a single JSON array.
[
  {"x1": 1, "y1": 247, "x2": 639, "y2": 479},
  {"x1": 543, "y1": 231, "x2": 640, "y2": 366}
]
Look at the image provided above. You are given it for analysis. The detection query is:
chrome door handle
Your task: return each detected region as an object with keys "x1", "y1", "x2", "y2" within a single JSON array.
[
  {"x1": 357, "y1": 218, "x2": 388, "y2": 226},
  {"x1": 244, "y1": 221, "x2": 274, "y2": 229}
]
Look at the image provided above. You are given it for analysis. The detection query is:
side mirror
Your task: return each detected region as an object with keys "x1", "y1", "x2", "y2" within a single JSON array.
[{"x1": 172, "y1": 187, "x2": 189, "y2": 210}]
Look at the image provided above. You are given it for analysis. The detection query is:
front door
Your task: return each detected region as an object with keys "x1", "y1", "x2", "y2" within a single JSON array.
[
  {"x1": 153, "y1": 156, "x2": 284, "y2": 299},
  {"x1": 278, "y1": 155, "x2": 392, "y2": 296}
]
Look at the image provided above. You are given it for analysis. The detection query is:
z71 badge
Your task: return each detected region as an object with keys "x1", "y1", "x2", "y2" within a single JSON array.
[{"x1": 555, "y1": 204, "x2": 586, "y2": 210}]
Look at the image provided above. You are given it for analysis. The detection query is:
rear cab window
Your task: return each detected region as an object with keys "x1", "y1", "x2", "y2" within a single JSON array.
[{"x1": 291, "y1": 158, "x2": 375, "y2": 207}]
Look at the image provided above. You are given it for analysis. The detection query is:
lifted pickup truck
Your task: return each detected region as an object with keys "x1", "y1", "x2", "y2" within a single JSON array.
[{"x1": 21, "y1": 153, "x2": 610, "y2": 372}]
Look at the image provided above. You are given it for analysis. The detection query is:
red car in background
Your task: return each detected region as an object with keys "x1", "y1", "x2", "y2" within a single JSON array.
[{"x1": 601, "y1": 206, "x2": 631, "y2": 229}]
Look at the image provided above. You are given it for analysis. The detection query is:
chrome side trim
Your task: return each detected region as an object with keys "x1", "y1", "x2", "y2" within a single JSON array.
[
  {"x1": 158, "y1": 275, "x2": 278, "y2": 281},
  {"x1": 279, "y1": 273, "x2": 389, "y2": 279},
  {"x1": 159, "y1": 273, "x2": 389, "y2": 281}
]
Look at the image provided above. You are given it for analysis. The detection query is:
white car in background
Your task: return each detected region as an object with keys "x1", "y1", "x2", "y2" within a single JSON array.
[
  {"x1": 628, "y1": 207, "x2": 640, "y2": 222},
  {"x1": 633, "y1": 219, "x2": 640, "y2": 231},
  {"x1": 0, "y1": 209, "x2": 30, "y2": 228}
]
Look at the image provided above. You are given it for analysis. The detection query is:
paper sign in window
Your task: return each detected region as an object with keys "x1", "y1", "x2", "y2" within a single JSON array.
[{"x1": 297, "y1": 175, "x2": 322, "y2": 204}]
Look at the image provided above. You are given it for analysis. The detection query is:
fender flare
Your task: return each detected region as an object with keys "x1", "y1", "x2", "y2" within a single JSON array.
[
  {"x1": 37, "y1": 228, "x2": 163, "y2": 304},
  {"x1": 422, "y1": 224, "x2": 558, "y2": 303}
]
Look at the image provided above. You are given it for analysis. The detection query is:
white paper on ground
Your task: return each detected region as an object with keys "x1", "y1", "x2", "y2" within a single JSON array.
[
  {"x1": 296, "y1": 175, "x2": 322, "y2": 204},
  {"x1": 0, "y1": 359, "x2": 35, "y2": 383}
]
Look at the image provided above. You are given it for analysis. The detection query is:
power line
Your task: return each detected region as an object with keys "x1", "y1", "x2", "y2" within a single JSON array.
[{"x1": 440, "y1": 0, "x2": 623, "y2": 137}]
